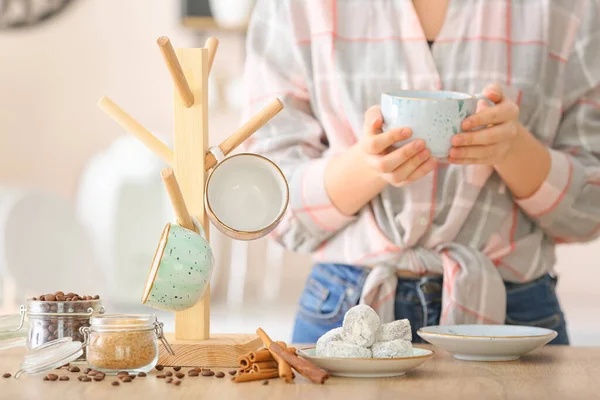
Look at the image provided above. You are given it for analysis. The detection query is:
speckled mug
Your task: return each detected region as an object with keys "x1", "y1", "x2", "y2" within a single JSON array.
[
  {"x1": 141, "y1": 220, "x2": 214, "y2": 312},
  {"x1": 381, "y1": 90, "x2": 489, "y2": 159}
]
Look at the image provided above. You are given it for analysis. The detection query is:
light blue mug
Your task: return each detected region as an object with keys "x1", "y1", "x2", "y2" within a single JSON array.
[{"x1": 380, "y1": 90, "x2": 490, "y2": 159}]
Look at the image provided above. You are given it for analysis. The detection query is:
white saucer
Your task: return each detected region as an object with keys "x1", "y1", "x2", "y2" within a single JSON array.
[
  {"x1": 417, "y1": 325, "x2": 557, "y2": 361},
  {"x1": 297, "y1": 347, "x2": 434, "y2": 378}
]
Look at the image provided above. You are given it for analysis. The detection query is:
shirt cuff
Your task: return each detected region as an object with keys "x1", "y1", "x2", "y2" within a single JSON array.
[
  {"x1": 288, "y1": 158, "x2": 357, "y2": 236},
  {"x1": 515, "y1": 149, "x2": 575, "y2": 218}
]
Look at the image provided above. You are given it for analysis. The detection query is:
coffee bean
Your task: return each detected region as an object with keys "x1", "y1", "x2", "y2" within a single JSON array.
[
  {"x1": 39, "y1": 295, "x2": 45, "y2": 301},
  {"x1": 93, "y1": 375, "x2": 104, "y2": 382},
  {"x1": 122, "y1": 377, "x2": 132, "y2": 383},
  {"x1": 215, "y1": 372, "x2": 225, "y2": 378},
  {"x1": 32, "y1": 297, "x2": 38, "y2": 301},
  {"x1": 59, "y1": 376, "x2": 69, "y2": 381},
  {"x1": 175, "y1": 372, "x2": 185, "y2": 379},
  {"x1": 77, "y1": 375, "x2": 85, "y2": 381},
  {"x1": 117, "y1": 371, "x2": 129, "y2": 377},
  {"x1": 2, "y1": 373, "x2": 11, "y2": 378},
  {"x1": 173, "y1": 380, "x2": 181, "y2": 386},
  {"x1": 93, "y1": 295, "x2": 100, "y2": 300},
  {"x1": 188, "y1": 370, "x2": 199, "y2": 377},
  {"x1": 45, "y1": 294, "x2": 56, "y2": 301},
  {"x1": 166, "y1": 378, "x2": 173, "y2": 384},
  {"x1": 43, "y1": 376, "x2": 49, "y2": 381},
  {"x1": 173, "y1": 366, "x2": 181, "y2": 371},
  {"x1": 56, "y1": 295, "x2": 65, "y2": 301},
  {"x1": 165, "y1": 371, "x2": 173, "y2": 377},
  {"x1": 228, "y1": 370, "x2": 237, "y2": 376},
  {"x1": 69, "y1": 366, "x2": 80, "y2": 373},
  {"x1": 55, "y1": 291, "x2": 64, "y2": 296},
  {"x1": 66, "y1": 293, "x2": 76, "y2": 298},
  {"x1": 72, "y1": 296, "x2": 79, "y2": 301},
  {"x1": 87, "y1": 370, "x2": 98, "y2": 376},
  {"x1": 128, "y1": 375, "x2": 136, "y2": 380},
  {"x1": 82, "y1": 376, "x2": 92, "y2": 382},
  {"x1": 155, "y1": 365, "x2": 164, "y2": 371},
  {"x1": 83, "y1": 368, "x2": 91, "y2": 374},
  {"x1": 156, "y1": 374, "x2": 166, "y2": 379},
  {"x1": 137, "y1": 372, "x2": 147, "y2": 377},
  {"x1": 262, "y1": 380, "x2": 269, "y2": 385},
  {"x1": 111, "y1": 381, "x2": 120, "y2": 386},
  {"x1": 47, "y1": 374, "x2": 58, "y2": 381},
  {"x1": 201, "y1": 370, "x2": 214, "y2": 377}
]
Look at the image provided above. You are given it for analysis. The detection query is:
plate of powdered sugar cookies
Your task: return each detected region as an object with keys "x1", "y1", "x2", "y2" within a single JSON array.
[{"x1": 298, "y1": 305, "x2": 434, "y2": 378}]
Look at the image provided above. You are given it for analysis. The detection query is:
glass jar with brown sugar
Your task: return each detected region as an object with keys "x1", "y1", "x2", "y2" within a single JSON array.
[{"x1": 80, "y1": 314, "x2": 173, "y2": 374}]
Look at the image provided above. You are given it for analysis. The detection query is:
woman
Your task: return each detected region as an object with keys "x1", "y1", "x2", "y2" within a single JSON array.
[{"x1": 242, "y1": 0, "x2": 600, "y2": 344}]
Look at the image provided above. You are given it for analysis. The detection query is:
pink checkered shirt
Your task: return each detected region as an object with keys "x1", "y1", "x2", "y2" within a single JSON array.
[{"x1": 242, "y1": 0, "x2": 600, "y2": 325}]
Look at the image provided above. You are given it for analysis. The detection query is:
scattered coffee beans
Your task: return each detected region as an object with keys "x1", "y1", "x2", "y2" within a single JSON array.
[
  {"x1": 87, "y1": 370, "x2": 98, "y2": 376},
  {"x1": 137, "y1": 372, "x2": 147, "y2": 377},
  {"x1": 83, "y1": 368, "x2": 91, "y2": 374},
  {"x1": 215, "y1": 372, "x2": 225, "y2": 378},
  {"x1": 173, "y1": 366, "x2": 181, "y2": 371},
  {"x1": 262, "y1": 380, "x2": 269, "y2": 385},
  {"x1": 43, "y1": 376, "x2": 49, "y2": 381},
  {"x1": 165, "y1": 371, "x2": 173, "y2": 377},
  {"x1": 122, "y1": 376, "x2": 132, "y2": 383},
  {"x1": 111, "y1": 381, "x2": 120, "y2": 386},
  {"x1": 155, "y1": 365, "x2": 164, "y2": 371},
  {"x1": 68, "y1": 366, "x2": 80, "y2": 373},
  {"x1": 228, "y1": 370, "x2": 237, "y2": 376},
  {"x1": 2, "y1": 373, "x2": 11, "y2": 379},
  {"x1": 59, "y1": 376, "x2": 69, "y2": 381},
  {"x1": 157, "y1": 374, "x2": 166, "y2": 379},
  {"x1": 166, "y1": 377, "x2": 173, "y2": 384},
  {"x1": 81, "y1": 377, "x2": 92, "y2": 382},
  {"x1": 47, "y1": 374, "x2": 58, "y2": 381},
  {"x1": 117, "y1": 371, "x2": 129, "y2": 377},
  {"x1": 173, "y1": 380, "x2": 181, "y2": 386},
  {"x1": 188, "y1": 370, "x2": 199, "y2": 377},
  {"x1": 201, "y1": 370, "x2": 215, "y2": 377},
  {"x1": 175, "y1": 372, "x2": 185, "y2": 379}
]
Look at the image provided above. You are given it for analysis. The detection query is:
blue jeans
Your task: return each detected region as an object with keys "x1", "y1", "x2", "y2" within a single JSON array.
[{"x1": 292, "y1": 263, "x2": 569, "y2": 345}]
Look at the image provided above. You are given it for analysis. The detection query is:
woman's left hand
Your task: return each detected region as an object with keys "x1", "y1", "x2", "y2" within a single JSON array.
[{"x1": 449, "y1": 84, "x2": 523, "y2": 165}]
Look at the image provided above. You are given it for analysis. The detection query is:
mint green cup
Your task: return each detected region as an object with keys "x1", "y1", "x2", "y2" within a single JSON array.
[
  {"x1": 381, "y1": 90, "x2": 489, "y2": 159},
  {"x1": 141, "y1": 222, "x2": 214, "y2": 312}
]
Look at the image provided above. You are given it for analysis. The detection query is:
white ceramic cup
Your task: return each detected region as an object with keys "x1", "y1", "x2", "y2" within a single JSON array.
[{"x1": 205, "y1": 152, "x2": 289, "y2": 241}]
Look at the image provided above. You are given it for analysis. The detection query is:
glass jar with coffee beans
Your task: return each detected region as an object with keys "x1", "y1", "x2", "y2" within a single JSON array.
[{"x1": 26, "y1": 292, "x2": 104, "y2": 361}]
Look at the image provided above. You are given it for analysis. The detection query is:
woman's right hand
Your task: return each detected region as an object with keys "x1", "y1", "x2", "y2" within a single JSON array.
[{"x1": 360, "y1": 105, "x2": 437, "y2": 186}]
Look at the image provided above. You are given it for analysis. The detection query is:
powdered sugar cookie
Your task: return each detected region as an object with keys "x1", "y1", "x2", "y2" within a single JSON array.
[
  {"x1": 375, "y1": 319, "x2": 412, "y2": 343},
  {"x1": 323, "y1": 341, "x2": 372, "y2": 359},
  {"x1": 372, "y1": 339, "x2": 412, "y2": 358},
  {"x1": 316, "y1": 327, "x2": 343, "y2": 357},
  {"x1": 341, "y1": 305, "x2": 380, "y2": 347}
]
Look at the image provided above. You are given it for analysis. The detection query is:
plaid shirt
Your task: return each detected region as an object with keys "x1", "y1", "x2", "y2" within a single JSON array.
[{"x1": 242, "y1": 0, "x2": 600, "y2": 325}]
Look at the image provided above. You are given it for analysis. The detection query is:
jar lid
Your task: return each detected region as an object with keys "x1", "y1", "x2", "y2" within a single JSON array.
[
  {"x1": 15, "y1": 338, "x2": 83, "y2": 378},
  {"x1": 0, "y1": 307, "x2": 28, "y2": 351},
  {"x1": 90, "y1": 314, "x2": 155, "y2": 330}
]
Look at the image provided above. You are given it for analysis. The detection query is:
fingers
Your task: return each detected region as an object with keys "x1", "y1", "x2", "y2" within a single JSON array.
[
  {"x1": 483, "y1": 84, "x2": 503, "y2": 103},
  {"x1": 381, "y1": 148, "x2": 432, "y2": 186},
  {"x1": 452, "y1": 121, "x2": 519, "y2": 147},
  {"x1": 365, "y1": 140, "x2": 426, "y2": 173},
  {"x1": 448, "y1": 142, "x2": 511, "y2": 164},
  {"x1": 405, "y1": 157, "x2": 438, "y2": 183},
  {"x1": 462, "y1": 98, "x2": 519, "y2": 130},
  {"x1": 361, "y1": 105, "x2": 413, "y2": 154},
  {"x1": 364, "y1": 105, "x2": 383, "y2": 133}
]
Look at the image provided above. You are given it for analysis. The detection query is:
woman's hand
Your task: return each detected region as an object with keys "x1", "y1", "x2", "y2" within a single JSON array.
[
  {"x1": 449, "y1": 84, "x2": 523, "y2": 165},
  {"x1": 360, "y1": 105, "x2": 437, "y2": 186}
]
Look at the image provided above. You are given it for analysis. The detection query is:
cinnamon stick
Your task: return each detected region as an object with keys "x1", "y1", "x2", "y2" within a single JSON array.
[
  {"x1": 256, "y1": 328, "x2": 294, "y2": 383},
  {"x1": 269, "y1": 342, "x2": 330, "y2": 384},
  {"x1": 237, "y1": 355, "x2": 251, "y2": 369},
  {"x1": 232, "y1": 370, "x2": 279, "y2": 383},
  {"x1": 252, "y1": 361, "x2": 278, "y2": 372},
  {"x1": 249, "y1": 349, "x2": 274, "y2": 363}
]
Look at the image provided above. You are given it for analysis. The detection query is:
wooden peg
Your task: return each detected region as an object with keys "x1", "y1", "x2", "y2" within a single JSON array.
[
  {"x1": 204, "y1": 98, "x2": 284, "y2": 170},
  {"x1": 160, "y1": 168, "x2": 196, "y2": 232},
  {"x1": 97, "y1": 96, "x2": 174, "y2": 165},
  {"x1": 157, "y1": 36, "x2": 195, "y2": 108},
  {"x1": 204, "y1": 37, "x2": 219, "y2": 74}
]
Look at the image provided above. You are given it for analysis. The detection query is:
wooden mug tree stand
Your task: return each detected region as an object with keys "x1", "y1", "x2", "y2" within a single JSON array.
[{"x1": 97, "y1": 36, "x2": 284, "y2": 367}]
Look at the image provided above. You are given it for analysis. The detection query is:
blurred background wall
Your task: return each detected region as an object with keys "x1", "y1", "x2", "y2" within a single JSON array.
[{"x1": 0, "y1": 0, "x2": 597, "y2": 344}]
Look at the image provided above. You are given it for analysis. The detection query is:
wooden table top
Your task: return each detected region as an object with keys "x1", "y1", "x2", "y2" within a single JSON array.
[{"x1": 1, "y1": 345, "x2": 599, "y2": 400}]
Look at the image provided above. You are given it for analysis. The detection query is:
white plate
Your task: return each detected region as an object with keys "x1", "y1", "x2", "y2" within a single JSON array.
[
  {"x1": 417, "y1": 325, "x2": 557, "y2": 361},
  {"x1": 297, "y1": 347, "x2": 434, "y2": 378}
]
